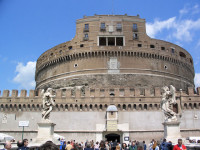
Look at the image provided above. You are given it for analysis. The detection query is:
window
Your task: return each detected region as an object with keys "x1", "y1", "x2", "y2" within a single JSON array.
[
  {"x1": 68, "y1": 46, "x2": 72, "y2": 50},
  {"x1": 171, "y1": 48, "x2": 175, "y2": 53},
  {"x1": 85, "y1": 24, "x2": 89, "y2": 29},
  {"x1": 116, "y1": 37, "x2": 123, "y2": 46},
  {"x1": 161, "y1": 47, "x2": 165, "y2": 50},
  {"x1": 119, "y1": 89, "x2": 124, "y2": 96},
  {"x1": 100, "y1": 23, "x2": 106, "y2": 31},
  {"x1": 99, "y1": 37, "x2": 124, "y2": 46},
  {"x1": 85, "y1": 34, "x2": 88, "y2": 38},
  {"x1": 110, "y1": 89, "x2": 115, "y2": 96},
  {"x1": 83, "y1": 34, "x2": 89, "y2": 41},
  {"x1": 108, "y1": 37, "x2": 115, "y2": 46},
  {"x1": 84, "y1": 24, "x2": 89, "y2": 32},
  {"x1": 133, "y1": 24, "x2": 138, "y2": 32},
  {"x1": 80, "y1": 44, "x2": 84, "y2": 47},
  {"x1": 74, "y1": 64, "x2": 78, "y2": 67},
  {"x1": 133, "y1": 33, "x2": 138, "y2": 39},
  {"x1": 179, "y1": 52, "x2": 186, "y2": 58},
  {"x1": 99, "y1": 37, "x2": 106, "y2": 46},
  {"x1": 138, "y1": 44, "x2": 142, "y2": 47},
  {"x1": 100, "y1": 89, "x2": 105, "y2": 96},
  {"x1": 190, "y1": 58, "x2": 193, "y2": 64},
  {"x1": 116, "y1": 23, "x2": 122, "y2": 31},
  {"x1": 150, "y1": 45, "x2": 155, "y2": 48}
]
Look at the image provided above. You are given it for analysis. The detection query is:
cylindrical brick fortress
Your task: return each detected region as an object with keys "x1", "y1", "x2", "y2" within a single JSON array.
[{"x1": 35, "y1": 15, "x2": 194, "y2": 91}]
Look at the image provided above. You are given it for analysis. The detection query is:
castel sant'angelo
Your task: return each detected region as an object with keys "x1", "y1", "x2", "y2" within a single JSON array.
[{"x1": 0, "y1": 15, "x2": 200, "y2": 143}]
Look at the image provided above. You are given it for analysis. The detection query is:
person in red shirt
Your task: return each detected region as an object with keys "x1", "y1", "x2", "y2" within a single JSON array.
[{"x1": 173, "y1": 139, "x2": 187, "y2": 150}]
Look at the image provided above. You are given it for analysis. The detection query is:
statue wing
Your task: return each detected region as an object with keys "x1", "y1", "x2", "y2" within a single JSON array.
[
  {"x1": 170, "y1": 85, "x2": 176, "y2": 103},
  {"x1": 41, "y1": 89, "x2": 45, "y2": 96}
]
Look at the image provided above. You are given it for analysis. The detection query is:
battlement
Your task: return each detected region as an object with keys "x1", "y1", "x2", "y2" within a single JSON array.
[
  {"x1": 0, "y1": 86, "x2": 200, "y2": 98},
  {"x1": 0, "y1": 87, "x2": 199, "y2": 112}
]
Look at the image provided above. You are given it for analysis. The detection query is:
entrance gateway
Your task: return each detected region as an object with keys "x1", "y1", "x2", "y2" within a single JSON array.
[
  {"x1": 97, "y1": 105, "x2": 129, "y2": 144},
  {"x1": 95, "y1": 105, "x2": 129, "y2": 144},
  {"x1": 105, "y1": 133, "x2": 120, "y2": 142}
]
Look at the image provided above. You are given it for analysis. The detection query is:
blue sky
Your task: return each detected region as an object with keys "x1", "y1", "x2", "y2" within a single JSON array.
[{"x1": 0, "y1": 0, "x2": 200, "y2": 92}]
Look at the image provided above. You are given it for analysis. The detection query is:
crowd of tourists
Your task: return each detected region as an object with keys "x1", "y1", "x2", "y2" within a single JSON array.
[
  {"x1": 1, "y1": 139, "x2": 29, "y2": 150},
  {"x1": 58, "y1": 138, "x2": 186, "y2": 150},
  {"x1": 0, "y1": 138, "x2": 187, "y2": 150}
]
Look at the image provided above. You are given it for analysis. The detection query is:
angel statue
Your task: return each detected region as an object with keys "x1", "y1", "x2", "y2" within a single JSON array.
[
  {"x1": 161, "y1": 85, "x2": 177, "y2": 122},
  {"x1": 41, "y1": 88, "x2": 56, "y2": 121}
]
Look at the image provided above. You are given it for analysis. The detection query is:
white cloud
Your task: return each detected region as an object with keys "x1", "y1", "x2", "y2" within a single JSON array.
[
  {"x1": 192, "y1": 4, "x2": 200, "y2": 14},
  {"x1": 179, "y1": 6, "x2": 189, "y2": 16},
  {"x1": 194, "y1": 73, "x2": 200, "y2": 88},
  {"x1": 146, "y1": 17, "x2": 176, "y2": 38},
  {"x1": 13, "y1": 61, "x2": 36, "y2": 89},
  {"x1": 173, "y1": 18, "x2": 200, "y2": 42},
  {"x1": 179, "y1": 4, "x2": 199, "y2": 16},
  {"x1": 146, "y1": 17, "x2": 200, "y2": 42},
  {"x1": 146, "y1": 4, "x2": 200, "y2": 42}
]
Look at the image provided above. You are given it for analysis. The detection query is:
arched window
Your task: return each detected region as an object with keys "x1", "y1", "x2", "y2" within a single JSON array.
[{"x1": 179, "y1": 52, "x2": 186, "y2": 58}]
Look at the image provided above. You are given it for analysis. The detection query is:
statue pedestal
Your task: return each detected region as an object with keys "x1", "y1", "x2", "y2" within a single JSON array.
[
  {"x1": 30, "y1": 120, "x2": 59, "y2": 146},
  {"x1": 163, "y1": 121, "x2": 181, "y2": 144}
]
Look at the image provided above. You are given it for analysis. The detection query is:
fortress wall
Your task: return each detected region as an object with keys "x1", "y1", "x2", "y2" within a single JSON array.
[
  {"x1": 0, "y1": 87, "x2": 200, "y2": 112},
  {"x1": 35, "y1": 15, "x2": 194, "y2": 91},
  {"x1": 0, "y1": 110, "x2": 200, "y2": 142},
  {"x1": 35, "y1": 50, "x2": 194, "y2": 90},
  {"x1": 0, "y1": 87, "x2": 199, "y2": 141}
]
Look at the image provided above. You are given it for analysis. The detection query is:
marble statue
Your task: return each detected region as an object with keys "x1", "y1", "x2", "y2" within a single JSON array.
[
  {"x1": 41, "y1": 88, "x2": 55, "y2": 121},
  {"x1": 161, "y1": 85, "x2": 177, "y2": 122}
]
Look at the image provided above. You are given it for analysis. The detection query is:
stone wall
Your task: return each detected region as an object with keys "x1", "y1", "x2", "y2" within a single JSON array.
[
  {"x1": 0, "y1": 111, "x2": 200, "y2": 142},
  {"x1": 0, "y1": 87, "x2": 199, "y2": 142},
  {"x1": 35, "y1": 15, "x2": 194, "y2": 91}
]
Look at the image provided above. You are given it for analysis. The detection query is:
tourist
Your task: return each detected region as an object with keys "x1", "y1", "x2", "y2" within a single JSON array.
[
  {"x1": 74, "y1": 143, "x2": 79, "y2": 150},
  {"x1": 19, "y1": 139, "x2": 29, "y2": 150},
  {"x1": 66, "y1": 141, "x2": 73, "y2": 150},
  {"x1": 121, "y1": 143, "x2": 127, "y2": 150},
  {"x1": 152, "y1": 140, "x2": 157, "y2": 150},
  {"x1": 85, "y1": 140, "x2": 88, "y2": 148},
  {"x1": 62, "y1": 141, "x2": 67, "y2": 150},
  {"x1": 99, "y1": 141, "x2": 106, "y2": 150},
  {"x1": 109, "y1": 141, "x2": 113, "y2": 150},
  {"x1": 168, "y1": 141, "x2": 172, "y2": 150},
  {"x1": 105, "y1": 141, "x2": 110, "y2": 150},
  {"x1": 129, "y1": 141, "x2": 137, "y2": 150},
  {"x1": 112, "y1": 140, "x2": 117, "y2": 150},
  {"x1": 137, "y1": 145, "x2": 144, "y2": 150},
  {"x1": 91, "y1": 140, "x2": 94, "y2": 149},
  {"x1": 17, "y1": 140, "x2": 23, "y2": 150},
  {"x1": 154, "y1": 141, "x2": 160, "y2": 150},
  {"x1": 78, "y1": 143, "x2": 83, "y2": 150},
  {"x1": 161, "y1": 139, "x2": 169, "y2": 150},
  {"x1": 94, "y1": 142, "x2": 99, "y2": 150},
  {"x1": 118, "y1": 142, "x2": 121, "y2": 149},
  {"x1": 71, "y1": 140, "x2": 75, "y2": 150},
  {"x1": 81, "y1": 142, "x2": 84, "y2": 148},
  {"x1": 149, "y1": 140, "x2": 154, "y2": 150},
  {"x1": 40, "y1": 141, "x2": 59, "y2": 150},
  {"x1": 143, "y1": 141, "x2": 146, "y2": 150},
  {"x1": 128, "y1": 140, "x2": 131, "y2": 147},
  {"x1": 2, "y1": 141, "x2": 12, "y2": 150},
  {"x1": 173, "y1": 139, "x2": 186, "y2": 150},
  {"x1": 115, "y1": 143, "x2": 120, "y2": 150}
]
